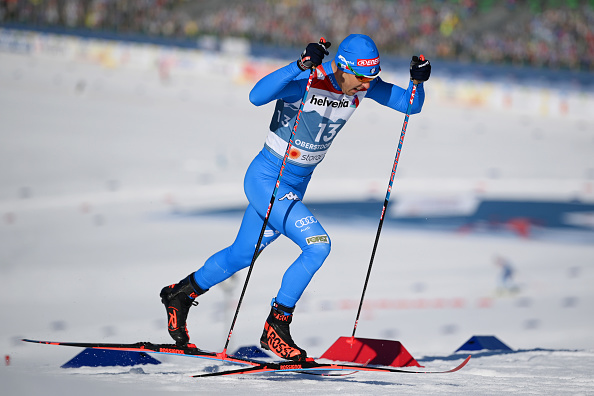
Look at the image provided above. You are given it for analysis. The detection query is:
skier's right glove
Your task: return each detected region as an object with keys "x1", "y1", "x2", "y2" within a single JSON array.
[
  {"x1": 297, "y1": 38, "x2": 331, "y2": 71},
  {"x1": 410, "y1": 54, "x2": 431, "y2": 82}
]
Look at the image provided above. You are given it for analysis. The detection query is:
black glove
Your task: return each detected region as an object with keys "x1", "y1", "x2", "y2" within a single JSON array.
[
  {"x1": 297, "y1": 38, "x2": 331, "y2": 71},
  {"x1": 410, "y1": 55, "x2": 431, "y2": 82}
]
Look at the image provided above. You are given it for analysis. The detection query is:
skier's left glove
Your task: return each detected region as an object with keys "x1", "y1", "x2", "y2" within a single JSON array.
[
  {"x1": 410, "y1": 55, "x2": 431, "y2": 82},
  {"x1": 297, "y1": 38, "x2": 331, "y2": 71}
]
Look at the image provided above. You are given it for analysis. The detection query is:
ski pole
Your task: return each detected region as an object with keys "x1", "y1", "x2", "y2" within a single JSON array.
[
  {"x1": 220, "y1": 38, "x2": 327, "y2": 357},
  {"x1": 351, "y1": 76, "x2": 421, "y2": 339}
]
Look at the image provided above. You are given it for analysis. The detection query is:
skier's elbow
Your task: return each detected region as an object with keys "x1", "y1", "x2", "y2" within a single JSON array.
[
  {"x1": 249, "y1": 89, "x2": 266, "y2": 106},
  {"x1": 411, "y1": 104, "x2": 423, "y2": 114},
  {"x1": 249, "y1": 85, "x2": 273, "y2": 106},
  {"x1": 411, "y1": 95, "x2": 425, "y2": 114}
]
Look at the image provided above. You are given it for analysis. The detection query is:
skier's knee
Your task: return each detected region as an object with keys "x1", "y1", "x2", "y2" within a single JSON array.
[
  {"x1": 301, "y1": 235, "x2": 331, "y2": 273},
  {"x1": 223, "y1": 245, "x2": 253, "y2": 271},
  {"x1": 303, "y1": 233, "x2": 331, "y2": 253}
]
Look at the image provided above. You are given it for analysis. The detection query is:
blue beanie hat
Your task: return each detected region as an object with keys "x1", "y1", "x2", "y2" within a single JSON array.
[{"x1": 335, "y1": 34, "x2": 380, "y2": 76}]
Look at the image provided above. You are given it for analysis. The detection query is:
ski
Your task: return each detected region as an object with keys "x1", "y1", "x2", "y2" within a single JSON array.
[
  {"x1": 192, "y1": 355, "x2": 472, "y2": 377},
  {"x1": 21, "y1": 339, "x2": 264, "y2": 367},
  {"x1": 22, "y1": 339, "x2": 471, "y2": 377}
]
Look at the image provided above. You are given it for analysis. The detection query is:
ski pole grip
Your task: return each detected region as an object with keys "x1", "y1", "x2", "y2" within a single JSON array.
[{"x1": 318, "y1": 37, "x2": 330, "y2": 51}]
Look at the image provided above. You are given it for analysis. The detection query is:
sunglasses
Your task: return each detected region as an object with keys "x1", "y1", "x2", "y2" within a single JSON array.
[{"x1": 337, "y1": 59, "x2": 381, "y2": 83}]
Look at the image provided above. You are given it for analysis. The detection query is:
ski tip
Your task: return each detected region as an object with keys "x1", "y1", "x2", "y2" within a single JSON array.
[
  {"x1": 22, "y1": 339, "x2": 63, "y2": 346},
  {"x1": 449, "y1": 355, "x2": 472, "y2": 372}
]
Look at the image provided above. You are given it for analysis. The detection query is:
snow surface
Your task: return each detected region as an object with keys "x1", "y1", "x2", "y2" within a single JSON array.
[{"x1": 1, "y1": 51, "x2": 594, "y2": 395}]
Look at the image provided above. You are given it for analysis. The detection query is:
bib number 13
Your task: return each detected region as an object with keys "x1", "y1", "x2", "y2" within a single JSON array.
[{"x1": 315, "y1": 123, "x2": 340, "y2": 143}]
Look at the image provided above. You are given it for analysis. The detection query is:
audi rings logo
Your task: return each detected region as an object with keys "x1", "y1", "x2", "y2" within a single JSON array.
[{"x1": 295, "y1": 216, "x2": 317, "y2": 228}]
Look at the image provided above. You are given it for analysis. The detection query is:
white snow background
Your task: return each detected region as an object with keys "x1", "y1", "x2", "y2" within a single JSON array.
[{"x1": 1, "y1": 44, "x2": 594, "y2": 395}]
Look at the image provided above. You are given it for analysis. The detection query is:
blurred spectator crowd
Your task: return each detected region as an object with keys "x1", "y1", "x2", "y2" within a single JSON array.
[{"x1": 1, "y1": 0, "x2": 593, "y2": 71}]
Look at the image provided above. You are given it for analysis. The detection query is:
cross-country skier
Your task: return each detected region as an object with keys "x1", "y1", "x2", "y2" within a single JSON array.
[{"x1": 160, "y1": 34, "x2": 431, "y2": 361}]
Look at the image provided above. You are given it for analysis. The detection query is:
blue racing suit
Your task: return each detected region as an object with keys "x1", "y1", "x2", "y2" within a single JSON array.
[{"x1": 194, "y1": 60, "x2": 424, "y2": 308}]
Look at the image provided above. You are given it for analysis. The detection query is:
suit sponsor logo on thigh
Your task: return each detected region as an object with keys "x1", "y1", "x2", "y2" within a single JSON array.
[{"x1": 306, "y1": 235, "x2": 329, "y2": 245}]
